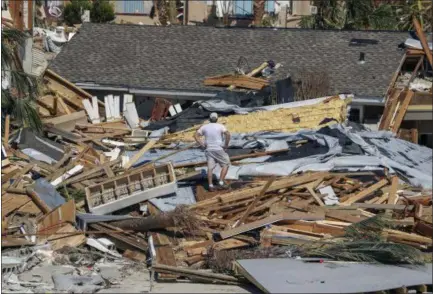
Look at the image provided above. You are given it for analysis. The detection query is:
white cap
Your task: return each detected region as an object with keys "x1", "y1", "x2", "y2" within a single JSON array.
[{"x1": 210, "y1": 112, "x2": 218, "y2": 119}]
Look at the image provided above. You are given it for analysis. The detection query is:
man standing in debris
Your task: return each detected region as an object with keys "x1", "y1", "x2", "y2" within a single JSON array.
[{"x1": 194, "y1": 113, "x2": 231, "y2": 191}]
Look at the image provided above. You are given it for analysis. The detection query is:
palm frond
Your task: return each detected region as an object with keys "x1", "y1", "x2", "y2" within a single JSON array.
[
  {"x1": 304, "y1": 240, "x2": 425, "y2": 264},
  {"x1": 8, "y1": 70, "x2": 40, "y2": 100},
  {"x1": 1, "y1": 28, "x2": 28, "y2": 45},
  {"x1": 344, "y1": 213, "x2": 392, "y2": 241},
  {"x1": 11, "y1": 97, "x2": 43, "y2": 133}
]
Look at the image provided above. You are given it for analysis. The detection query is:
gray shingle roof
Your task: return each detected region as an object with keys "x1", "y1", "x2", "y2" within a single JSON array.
[{"x1": 49, "y1": 23, "x2": 408, "y2": 97}]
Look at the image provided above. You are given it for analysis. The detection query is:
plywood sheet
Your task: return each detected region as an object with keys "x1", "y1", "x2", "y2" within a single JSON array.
[
  {"x1": 235, "y1": 259, "x2": 433, "y2": 294},
  {"x1": 168, "y1": 98, "x2": 349, "y2": 142}
]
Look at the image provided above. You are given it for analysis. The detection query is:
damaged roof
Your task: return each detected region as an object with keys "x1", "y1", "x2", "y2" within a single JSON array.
[{"x1": 49, "y1": 23, "x2": 407, "y2": 97}]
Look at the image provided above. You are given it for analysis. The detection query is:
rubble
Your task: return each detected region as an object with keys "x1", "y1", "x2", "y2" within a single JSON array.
[{"x1": 2, "y1": 18, "x2": 432, "y2": 294}]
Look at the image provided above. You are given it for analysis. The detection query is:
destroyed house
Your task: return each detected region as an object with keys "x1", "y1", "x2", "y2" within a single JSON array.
[{"x1": 49, "y1": 23, "x2": 409, "y2": 123}]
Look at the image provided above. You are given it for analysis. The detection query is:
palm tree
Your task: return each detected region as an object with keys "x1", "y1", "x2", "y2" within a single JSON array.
[
  {"x1": 156, "y1": 0, "x2": 169, "y2": 25},
  {"x1": 1, "y1": 27, "x2": 42, "y2": 135},
  {"x1": 397, "y1": 0, "x2": 432, "y2": 31},
  {"x1": 300, "y1": 0, "x2": 399, "y2": 30},
  {"x1": 253, "y1": 0, "x2": 266, "y2": 26}
]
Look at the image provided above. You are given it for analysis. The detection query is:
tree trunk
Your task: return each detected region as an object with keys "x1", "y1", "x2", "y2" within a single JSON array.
[
  {"x1": 109, "y1": 214, "x2": 176, "y2": 232},
  {"x1": 253, "y1": 0, "x2": 266, "y2": 26},
  {"x1": 157, "y1": 0, "x2": 168, "y2": 26}
]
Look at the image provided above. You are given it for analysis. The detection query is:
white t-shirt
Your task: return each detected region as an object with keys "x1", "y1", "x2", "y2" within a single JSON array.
[{"x1": 197, "y1": 123, "x2": 227, "y2": 151}]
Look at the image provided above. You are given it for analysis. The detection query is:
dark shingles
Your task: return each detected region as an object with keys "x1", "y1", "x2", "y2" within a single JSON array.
[{"x1": 49, "y1": 23, "x2": 407, "y2": 97}]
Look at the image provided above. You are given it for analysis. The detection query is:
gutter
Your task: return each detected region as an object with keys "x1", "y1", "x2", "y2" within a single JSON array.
[
  {"x1": 75, "y1": 83, "x2": 218, "y2": 100},
  {"x1": 351, "y1": 96, "x2": 385, "y2": 106}
]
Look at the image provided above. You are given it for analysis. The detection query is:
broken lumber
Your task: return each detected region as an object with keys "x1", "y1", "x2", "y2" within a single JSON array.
[
  {"x1": 219, "y1": 210, "x2": 325, "y2": 239},
  {"x1": 124, "y1": 139, "x2": 157, "y2": 170},
  {"x1": 152, "y1": 264, "x2": 241, "y2": 284},
  {"x1": 341, "y1": 179, "x2": 388, "y2": 205}
]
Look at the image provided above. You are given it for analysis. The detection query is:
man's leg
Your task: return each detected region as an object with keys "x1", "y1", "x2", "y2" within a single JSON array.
[
  {"x1": 219, "y1": 165, "x2": 229, "y2": 184},
  {"x1": 218, "y1": 151, "x2": 231, "y2": 186},
  {"x1": 207, "y1": 153, "x2": 216, "y2": 190}
]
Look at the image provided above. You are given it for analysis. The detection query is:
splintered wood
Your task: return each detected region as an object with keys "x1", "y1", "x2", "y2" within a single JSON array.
[
  {"x1": 165, "y1": 97, "x2": 349, "y2": 142},
  {"x1": 161, "y1": 170, "x2": 432, "y2": 274}
]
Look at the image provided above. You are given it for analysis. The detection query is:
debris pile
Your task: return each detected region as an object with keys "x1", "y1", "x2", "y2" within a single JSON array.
[{"x1": 2, "y1": 20, "x2": 432, "y2": 294}]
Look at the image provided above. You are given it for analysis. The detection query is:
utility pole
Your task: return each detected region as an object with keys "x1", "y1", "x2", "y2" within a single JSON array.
[{"x1": 183, "y1": 0, "x2": 189, "y2": 25}]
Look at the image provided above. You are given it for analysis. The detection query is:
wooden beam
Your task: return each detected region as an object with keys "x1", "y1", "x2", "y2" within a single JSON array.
[
  {"x1": 341, "y1": 179, "x2": 388, "y2": 205},
  {"x1": 56, "y1": 96, "x2": 72, "y2": 114},
  {"x1": 387, "y1": 176, "x2": 400, "y2": 205},
  {"x1": 391, "y1": 90, "x2": 414, "y2": 133},
  {"x1": 219, "y1": 210, "x2": 325, "y2": 239},
  {"x1": 307, "y1": 186, "x2": 325, "y2": 206},
  {"x1": 235, "y1": 177, "x2": 276, "y2": 227},
  {"x1": 124, "y1": 140, "x2": 157, "y2": 170},
  {"x1": 204, "y1": 75, "x2": 269, "y2": 90},
  {"x1": 413, "y1": 16, "x2": 433, "y2": 67},
  {"x1": 379, "y1": 89, "x2": 402, "y2": 130},
  {"x1": 192, "y1": 172, "x2": 326, "y2": 210},
  {"x1": 3, "y1": 114, "x2": 10, "y2": 147}
]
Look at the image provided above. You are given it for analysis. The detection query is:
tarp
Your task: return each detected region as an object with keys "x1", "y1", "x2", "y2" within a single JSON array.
[{"x1": 128, "y1": 123, "x2": 432, "y2": 188}]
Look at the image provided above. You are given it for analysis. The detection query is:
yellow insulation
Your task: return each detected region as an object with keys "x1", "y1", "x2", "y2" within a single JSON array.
[{"x1": 165, "y1": 97, "x2": 350, "y2": 142}]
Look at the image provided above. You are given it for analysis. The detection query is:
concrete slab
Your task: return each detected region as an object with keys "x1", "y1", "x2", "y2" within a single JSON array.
[{"x1": 18, "y1": 265, "x2": 75, "y2": 284}]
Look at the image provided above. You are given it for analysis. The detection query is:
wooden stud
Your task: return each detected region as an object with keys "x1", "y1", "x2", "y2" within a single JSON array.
[
  {"x1": 391, "y1": 90, "x2": 414, "y2": 133},
  {"x1": 413, "y1": 16, "x2": 433, "y2": 67},
  {"x1": 342, "y1": 179, "x2": 388, "y2": 205}
]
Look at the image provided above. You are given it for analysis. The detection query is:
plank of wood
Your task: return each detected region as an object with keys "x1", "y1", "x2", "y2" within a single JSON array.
[
  {"x1": 204, "y1": 75, "x2": 269, "y2": 90},
  {"x1": 412, "y1": 16, "x2": 433, "y2": 67},
  {"x1": 152, "y1": 232, "x2": 178, "y2": 281},
  {"x1": 212, "y1": 238, "x2": 250, "y2": 251},
  {"x1": 235, "y1": 177, "x2": 276, "y2": 227},
  {"x1": 351, "y1": 203, "x2": 414, "y2": 210},
  {"x1": 192, "y1": 172, "x2": 326, "y2": 209},
  {"x1": 152, "y1": 264, "x2": 240, "y2": 284},
  {"x1": 391, "y1": 90, "x2": 414, "y2": 133},
  {"x1": 387, "y1": 176, "x2": 400, "y2": 205},
  {"x1": 341, "y1": 179, "x2": 388, "y2": 205},
  {"x1": 3, "y1": 114, "x2": 10, "y2": 146},
  {"x1": 124, "y1": 140, "x2": 157, "y2": 170},
  {"x1": 220, "y1": 210, "x2": 325, "y2": 239},
  {"x1": 47, "y1": 223, "x2": 86, "y2": 251},
  {"x1": 123, "y1": 249, "x2": 147, "y2": 262},
  {"x1": 325, "y1": 210, "x2": 367, "y2": 223},
  {"x1": 307, "y1": 186, "x2": 325, "y2": 206},
  {"x1": 1, "y1": 163, "x2": 34, "y2": 184},
  {"x1": 53, "y1": 150, "x2": 73, "y2": 170},
  {"x1": 26, "y1": 187, "x2": 52, "y2": 214},
  {"x1": 61, "y1": 158, "x2": 121, "y2": 186},
  {"x1": 38, "y1": 199, "x2": 76, "y2": 235},
  {"x1": 56, "y1": 96, "x2": 72, "y2": 114},
  {"x1": 1, "y1": 193, "x2": 32, "y2": 217},
  {"x1": 379, "y1": 89, "x2": 403, "y2": 130}
]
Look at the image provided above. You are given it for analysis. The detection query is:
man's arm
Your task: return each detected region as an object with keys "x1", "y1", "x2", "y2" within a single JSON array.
[
  {"x1": 194, "y1": 130, "x2": 205, "y2": 148},
  {"x1": 223, "y1": 130, "x2": 231, "y2": 149}
]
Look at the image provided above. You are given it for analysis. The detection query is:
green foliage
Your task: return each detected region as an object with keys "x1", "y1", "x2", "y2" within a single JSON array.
[
  {"x1": 1, "y1": 28, "x2": 42, "y2": 133},
  {"x1": 90, "y1": 0, "x2": 115, "y2": 23},
  {"x1": 300, "y1": 0, "x2": 400, "y2": 30},
  {"x1": 63, "y1": 0, "x2": 92, "y2": 26},
  {"x1": 300, "y1": 214, "x2": 425, "y2": 265},
  {"x1": 397, "y1": 0, "x2": 432, "y2": 31}
]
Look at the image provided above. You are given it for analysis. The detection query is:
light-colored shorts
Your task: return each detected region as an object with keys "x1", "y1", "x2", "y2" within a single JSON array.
[{"x1": 205, "y1": 150, "x2": 231, "y2": 169}]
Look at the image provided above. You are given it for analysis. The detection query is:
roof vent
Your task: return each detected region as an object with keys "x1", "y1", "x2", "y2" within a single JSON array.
[
  {"x1": 358, "y1": 52, "x2": 366, "y2": 65},
  {"x1": 349, "y1": 38, "x2": 379, "y2": 46}
]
